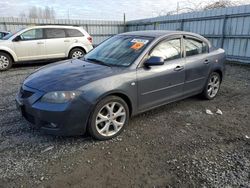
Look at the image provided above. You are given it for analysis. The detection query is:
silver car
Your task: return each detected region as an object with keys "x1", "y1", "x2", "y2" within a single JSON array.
[{"x1": 0, "y1": 25, "x2": 93, "y2": 71}]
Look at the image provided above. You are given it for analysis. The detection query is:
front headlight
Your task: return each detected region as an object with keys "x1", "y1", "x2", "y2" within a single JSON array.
[{"x1": 40, "y1": 91, "x2": 81, "y2": 103}]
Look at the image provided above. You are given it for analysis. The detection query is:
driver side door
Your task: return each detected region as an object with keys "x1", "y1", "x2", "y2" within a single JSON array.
[
  {"x1": 137, "y1": 36, "x2": 185, "y2": 111},
  {"x1": 13, "y1": 28, "x2": 46, "y2": 61}
]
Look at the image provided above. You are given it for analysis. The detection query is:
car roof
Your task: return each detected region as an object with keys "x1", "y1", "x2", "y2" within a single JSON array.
[
  {"x1": 119, "y1": 30, "x2": 210, "y2": 45},
  {"x1": 119, "y1": 30, "x2": 204, "y2": 38},
  {"x1": 24, "y1": 25, "x2": 82, "y2": 29}
]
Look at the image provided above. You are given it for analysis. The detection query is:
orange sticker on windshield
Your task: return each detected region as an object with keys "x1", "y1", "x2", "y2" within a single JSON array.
[{"x1": 131, "y1": 42, "x2": 144, "y2": 50}]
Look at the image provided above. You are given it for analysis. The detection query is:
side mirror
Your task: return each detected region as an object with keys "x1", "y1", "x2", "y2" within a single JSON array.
[
  {"x1": 13, "y1": 35, "x2": 21, "y2": 42},
  {"x1": 144, "y1": 56, "x2": 164, "y2": 67}
]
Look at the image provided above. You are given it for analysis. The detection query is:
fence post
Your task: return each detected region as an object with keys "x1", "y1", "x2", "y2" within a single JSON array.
[
  {"x1": 154, "y1": 22, "x2": 156, "y2": 30},
  {"x1": 124, "y1": 24, "x2": 128, "y2": 32},
  {"x1": 85, "y1": 24, "x2": 89, "y2": 33},
  {"x1": 220, "y1": 15, "x2": 227, "y2": 48},
  {"x1": 3, "y1": 17, "x2": 7, "y2": 31},
  {"x1": 4, "y1": 22, "x2": 7, "y2": 31},
  {"x1": 180, "y1": 19, "x2": 184, "y2": 31}
]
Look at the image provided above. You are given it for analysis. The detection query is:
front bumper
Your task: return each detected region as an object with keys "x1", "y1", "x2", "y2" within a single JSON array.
[{"x1": 16, "y1": 85, "x2": 92, "y2": 136}]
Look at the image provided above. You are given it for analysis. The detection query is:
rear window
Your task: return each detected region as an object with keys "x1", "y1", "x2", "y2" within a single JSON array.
[
  {"x1": 66, "y1": 29, "x2": 84, "y2": 37},
  {"x1": 45, "y1": 28, "x2": 66, "y2": 39},
  {"x1": 185, "y1": 38, "x2": 208, "y2": 57}
]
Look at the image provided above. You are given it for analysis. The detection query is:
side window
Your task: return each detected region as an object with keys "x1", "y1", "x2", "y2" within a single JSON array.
[
  {"x1": 150, "y1": 38, "x2": 181, "y2": 61},
  {"x1": 185, "y1": 38, "x2": 208, "y2": 57},
  {"x1": 20, "y1": 29, "x2": 43, "y2": 40},
  {"x1": 66, "y1": 29, "x2": 84, "y2": 37},
  {"x1": 45, "y1": 28, "x2": 66, "y2": 39}
]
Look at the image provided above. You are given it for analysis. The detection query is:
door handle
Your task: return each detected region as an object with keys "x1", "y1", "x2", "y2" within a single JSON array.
[
  {"x1": 204, "y1": 59, "x2": 210, "y2": 64},
  {"x1": 174, "y1": 65, "x2": 184, "y2": 71},
  {"x1": 37, "y1": 42, "x2": 44, "y2": 44},
  {"x1": 64, "y1": 40, "x2": 70, "y2": 42}
]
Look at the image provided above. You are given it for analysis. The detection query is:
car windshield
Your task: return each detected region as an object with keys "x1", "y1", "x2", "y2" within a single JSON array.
[{"x1": 84, "y1": 35, "x2": 153, "y2": 67}]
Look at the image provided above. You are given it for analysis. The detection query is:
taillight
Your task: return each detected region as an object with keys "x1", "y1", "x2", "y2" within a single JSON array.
[{"x1": 87, "y1": 36, "x2": 92, "y2": 44}]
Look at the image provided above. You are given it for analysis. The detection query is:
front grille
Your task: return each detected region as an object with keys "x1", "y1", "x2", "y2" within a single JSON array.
[{"x1": 20, "y1": 87, "x2": 34, "y2": 98}]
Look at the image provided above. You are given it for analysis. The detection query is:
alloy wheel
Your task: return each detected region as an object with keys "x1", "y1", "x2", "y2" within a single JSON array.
[
  {"x1": 0, "y1": 55, "x2": 9, "y2": 70},
  {"x1": 207, "y1": 74, "x2": 220, "y2": 98},
  {"x1": 95, "y1": 102, "x2": 126, "y2": 137},
  {"x1": 72, "y1": 51, "x2": 84, "y2": 59}
]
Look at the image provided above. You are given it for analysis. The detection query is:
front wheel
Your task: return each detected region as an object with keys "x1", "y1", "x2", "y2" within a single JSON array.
[
  {"x1": 0, "y1": 52, "x2": 13, "y2": 71},
  {"x1": 88, "y1": 96, "x2": 129, "y2": 140},
  {"x1": 202, "y1": 72, "x2": 221, "y2": 100}
]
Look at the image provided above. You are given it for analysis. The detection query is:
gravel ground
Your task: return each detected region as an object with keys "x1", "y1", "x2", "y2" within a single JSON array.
[{"x1": 0, "y1": 63, "x2": 249, "y2": 188}]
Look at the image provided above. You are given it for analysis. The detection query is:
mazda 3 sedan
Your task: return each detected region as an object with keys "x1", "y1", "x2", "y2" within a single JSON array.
[{"x1": 16, "y1": 30, "x2": 225, "y2": 140}]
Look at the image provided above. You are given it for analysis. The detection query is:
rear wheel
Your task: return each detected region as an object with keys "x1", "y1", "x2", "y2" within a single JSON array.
[
  {"x1": 202, "y1": 72, "x2": 221, "y2": 100},
  {"x1": 88, "y1": 96, "x2": 129, "y2": 140},
  {"x1": 0, "y1": 52, "x2": 13, "y2": 71},
  {"x1": 69, "y1": 48, "x2": 85, "y2": 59}
]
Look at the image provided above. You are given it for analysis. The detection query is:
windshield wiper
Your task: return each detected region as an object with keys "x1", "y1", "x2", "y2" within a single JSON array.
[{"x1": 85, "y1": 58, "x2": 111, "y2": 67}]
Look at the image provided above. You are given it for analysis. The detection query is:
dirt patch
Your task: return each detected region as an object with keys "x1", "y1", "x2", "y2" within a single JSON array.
[{"x1": 0, "y1": 63, "x2": 249, "y2": 187}]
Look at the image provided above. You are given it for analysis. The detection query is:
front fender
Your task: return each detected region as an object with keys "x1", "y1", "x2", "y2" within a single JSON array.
[
  {"x1": 0, "y1": 46, "x2": 18, "y2": 62},
  {"x1": 79, "y1": 71, "x2": 137, "y2": 115}
]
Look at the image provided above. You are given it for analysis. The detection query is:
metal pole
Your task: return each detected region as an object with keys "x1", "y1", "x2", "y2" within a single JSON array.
[
  {"x1": 85, "y1": 24, "x2": 89, "y2": 32},
  {"x1": 221, "y1": 15, "x2": 227, "y2": 48},
  {"x1": 180, "y1": 19, "x2": 184, "y2": 31},
  {"x1": 123, "y1": 13, "x2": 126, "y2": 25},
  {"x1": 177, "y1": 2, "x2": 180, "y2": 14},
  {"x1": 154, "y1": 22, "x2": 156, "y2": 30},
  {"x1": 123, "y1": 13, "x2": 126, "y2": 32}
]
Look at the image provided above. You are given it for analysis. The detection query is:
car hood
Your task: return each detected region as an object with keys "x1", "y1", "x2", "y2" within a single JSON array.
[
  {"x1": 24, "y1": 59, "x2": 123, "y2": 92},
  {"x1": 0, "y1": 40, "x2": 9, "y2": 44}
]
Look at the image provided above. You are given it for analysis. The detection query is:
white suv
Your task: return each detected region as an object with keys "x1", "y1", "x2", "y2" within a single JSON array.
[{"x1": 0, "y1": 25, "x2": 93, "y2": 71}]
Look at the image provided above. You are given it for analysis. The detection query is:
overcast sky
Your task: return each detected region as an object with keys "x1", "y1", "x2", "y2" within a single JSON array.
[{"x1": 0, "y1": 0, "x2": 250, "y2": 21}]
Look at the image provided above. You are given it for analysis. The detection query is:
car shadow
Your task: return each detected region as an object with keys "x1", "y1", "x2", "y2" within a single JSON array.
[{"x1": 131, "y1": 95, "x2": 202, "y2": 119}]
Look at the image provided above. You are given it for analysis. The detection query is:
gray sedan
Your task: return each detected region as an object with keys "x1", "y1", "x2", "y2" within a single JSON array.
[{"x1": 16, "y1": 30, "x2": 225, "y2": 140}]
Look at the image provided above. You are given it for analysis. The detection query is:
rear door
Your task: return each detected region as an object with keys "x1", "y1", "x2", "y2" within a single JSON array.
[
  {"x1": 183, "y1": 36, "x2": 211, "y2": 95},
  {"x1": 137, "y1": 36, "x2": 185, "y2": 111},
  {"x1": 13, "y1": 28, "x2": 46, "y2": 61},
  {"x1": 44, "y1": 28, "x2": 67, "y2": 59}
]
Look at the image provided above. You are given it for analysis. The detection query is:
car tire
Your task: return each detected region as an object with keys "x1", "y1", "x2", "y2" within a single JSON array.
[
  {"x1": 69, "y1": 48, "x2": 85, "y2": 59},
  {"x1": 201, "y1": 72, "x2": 221, "y2": 100},
  {"x1": 0, "y1": 52, "x2": 13, "y2": 71},
  {"x1": 88, "y1": 96, "x2": 129, "y2": 140}
]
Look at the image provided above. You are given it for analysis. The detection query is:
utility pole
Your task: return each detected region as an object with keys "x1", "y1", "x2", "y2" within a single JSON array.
[
  {"x1": 123, "y1": 13, "x2": 126, "y2": 32},
  {"x1": 123, "y1": 13, "x2": 126, "y2": 25},
  {"x1": 177, "y1": 2, "x2": 180, "y2": 14}
]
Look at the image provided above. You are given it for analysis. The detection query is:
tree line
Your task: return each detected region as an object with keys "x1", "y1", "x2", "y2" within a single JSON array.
[{"x1": 19, "y1": 6, "x2": 56, "y2": 19}]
